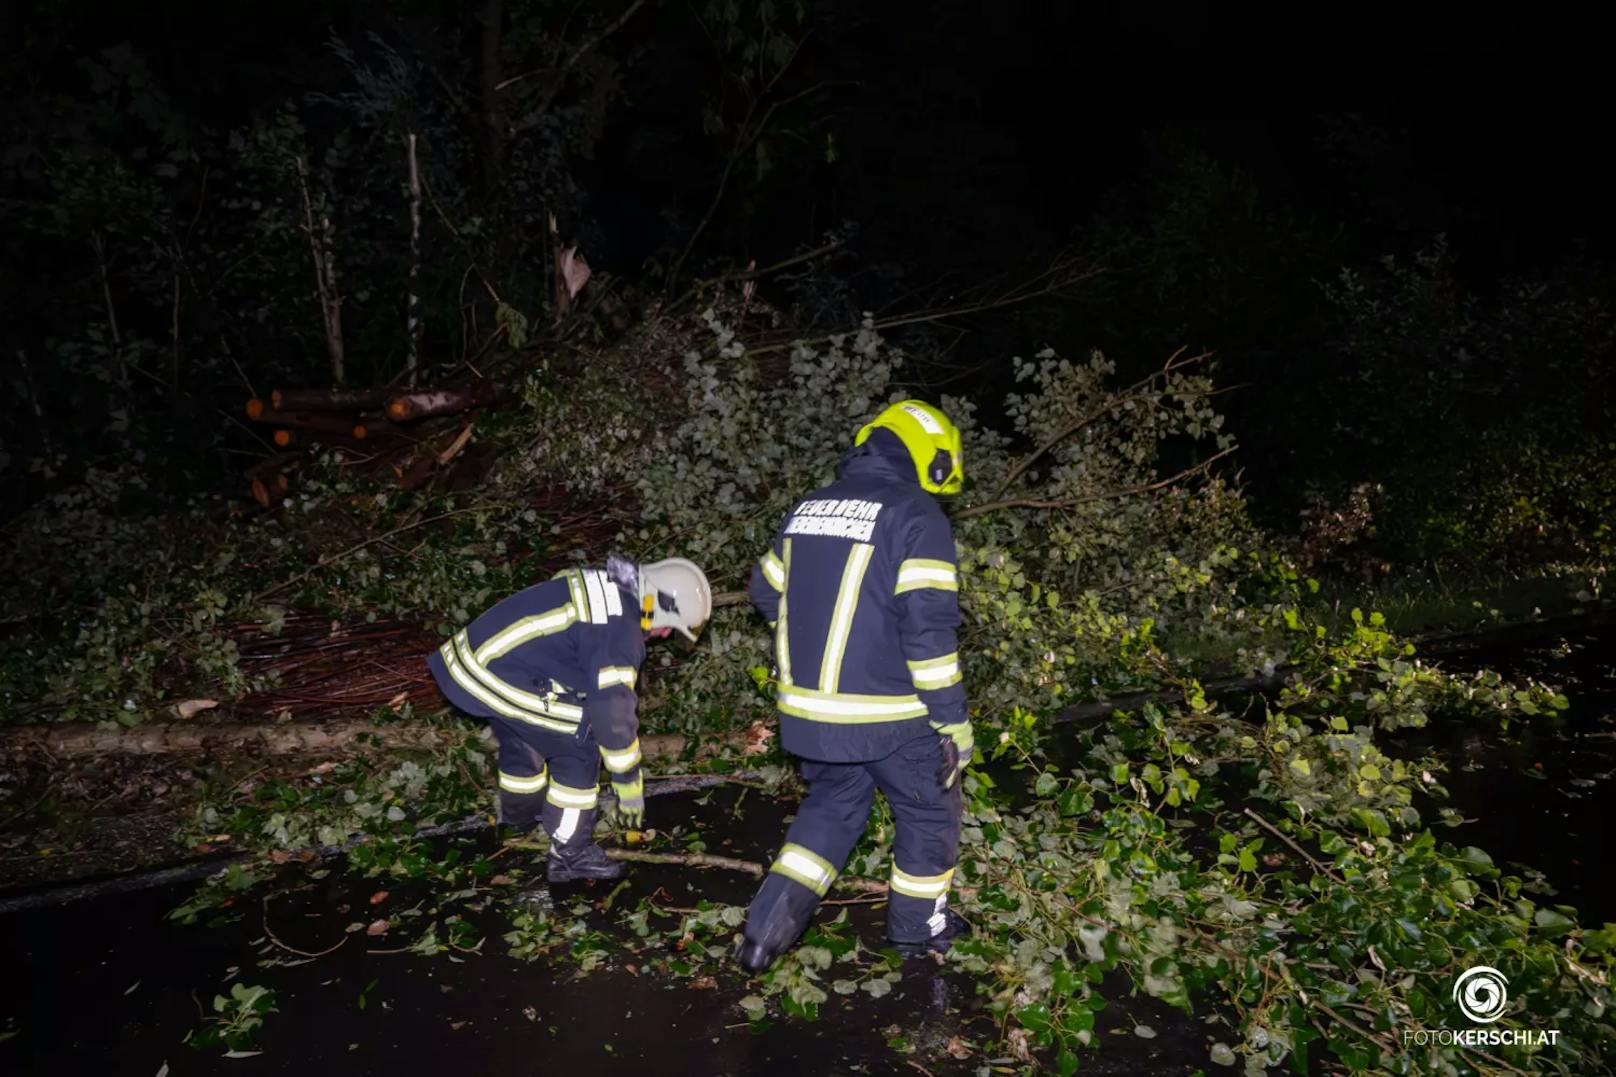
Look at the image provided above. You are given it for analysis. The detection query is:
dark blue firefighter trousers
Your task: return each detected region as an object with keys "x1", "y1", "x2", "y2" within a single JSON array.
[
  {"x1": 488, "y1": 715, "x2": 602, "y2": 848},
  {"x1": 747, "y1": 730, "x2": 962, "y2": 945}
]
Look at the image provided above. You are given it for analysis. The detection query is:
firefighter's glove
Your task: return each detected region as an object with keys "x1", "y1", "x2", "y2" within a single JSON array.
[
  {"x1": 612, "y1": 774, "x2": 645, "y2": 830},
  {"x1": 930, "y1": 720, "x2": 973, "y2": 789}
]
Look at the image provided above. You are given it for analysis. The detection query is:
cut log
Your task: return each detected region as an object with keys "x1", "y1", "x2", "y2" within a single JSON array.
[
  {"x1": 247, "y1": 453, "x2": 302, "y2": 507},
  {"x1": 271, "y1": 387, "x2": 390, "y2": 412},
  {"x1": 0, "y1": 719, "x2": 764, "y2": 759},
  {"x1": 248, "y1": 407, "x2": 369, "y2": 435},
  {"x1": 250, "y1": 471, "x2": 295, "y2": 507},
  {"x1": 385, "y1": 381, "x2": 510, "y2": 423},
  {"x1": 272, "y1": 427, "x2": 369, "y2": 449}
]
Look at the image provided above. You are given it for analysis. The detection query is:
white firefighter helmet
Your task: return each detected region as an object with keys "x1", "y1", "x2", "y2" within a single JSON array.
[{"x1": 637, "y1": 557, "x2": 712, "y2": 642}]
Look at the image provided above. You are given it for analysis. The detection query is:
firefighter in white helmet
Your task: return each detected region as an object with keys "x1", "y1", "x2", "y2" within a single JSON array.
[{"x1": 426, "y1": 555, "x2": 711, "y2": 881}]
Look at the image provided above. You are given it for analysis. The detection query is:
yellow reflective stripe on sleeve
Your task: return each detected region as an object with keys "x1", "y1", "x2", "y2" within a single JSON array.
[
  {"x1": 819, "y1": 542, "x2": 874, "y2": 694},
  {"x1": 769, "y1": 842, "x2": 838, "y2": 897},
  {"x1": 907, "y1": 652, "x2": 962, "y2": 690},
  {"x1": 775, "y1": 686, "x2": 928, "y2": 724},
  {"x1": 776, "y1": 538, "x2": 794, "y2": 687},
  {"x1": 889, "y1": 866, "x2": 954, "y2": 899},
  {"x1": 498, "y1": 768, "x2": 549, "y2": 794},
  {"x1": 454, "y1": 631, "x2": 584, "y2": 720},
  {"x1": 599, "y1": 739, "x2": 643, "y2": 774},
  {"x1": 474, "y1": 603, "x2": 577, "y2": 664},
  {"x1": 582, "y1": 570, "x2": 611, "y2": 625},
  {"x1": 895, "y1": 558, "x2": 958, "y2": 594},
  {"x1": 438, "y1": 640, "x2": 580, "y2": 733},
  {"x1": 562, "y1": 569, "x2": 591, "y2": 624},
  {"x1": 760, "y1": 550, "x2": 785, "y2": 591},
  {"x1": 545, "y1": 781, "x2": 599, "y2": 810},
  {"x1": 597, "y1": 665, "x2": 637, "y2": 690}
]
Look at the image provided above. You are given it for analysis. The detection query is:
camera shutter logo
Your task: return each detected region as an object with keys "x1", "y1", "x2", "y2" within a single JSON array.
[{"x1": 1453, "y1": 966, "x2": 1509, "y2": 1024}]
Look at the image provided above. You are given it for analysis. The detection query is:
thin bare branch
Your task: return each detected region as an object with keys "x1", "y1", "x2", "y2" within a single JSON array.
[
  {"x1": 952, "y1": 445, "x2": 1236, "y2": 522},
  {"x1": 504, "y1": 0, "x2": 650, "y2": 116}
]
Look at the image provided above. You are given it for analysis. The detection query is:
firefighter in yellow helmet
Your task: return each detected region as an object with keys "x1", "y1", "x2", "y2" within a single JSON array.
[{"x1": 736, "y1": 400, "x2": 972, "y2": 971}]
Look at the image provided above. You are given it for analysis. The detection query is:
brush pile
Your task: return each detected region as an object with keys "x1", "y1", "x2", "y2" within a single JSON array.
[{"x1": 241, "y1": 380, "x2": 513, "y2": 507}]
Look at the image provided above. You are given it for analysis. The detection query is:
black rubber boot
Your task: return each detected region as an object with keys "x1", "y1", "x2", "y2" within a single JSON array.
[
  {"x1": 546, "y1": 842, "x2": 625, "y2": 883},
  {"x1": 734, "y1": 879, "x2": 818, "y2": 974},
  {"x1": 733, "y1": 937, "x2": 777, "y2": 975},
  {"x1": 889, "y1": 908, "x2": 970, "y2": 958}
]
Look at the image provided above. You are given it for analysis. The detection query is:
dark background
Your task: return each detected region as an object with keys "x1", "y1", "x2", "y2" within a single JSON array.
[{"x1": 3, "y1": 0, "x2": 1611, "y2": 537}]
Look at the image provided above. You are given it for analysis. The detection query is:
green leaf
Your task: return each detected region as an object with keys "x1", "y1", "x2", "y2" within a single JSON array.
[
  {"x1": 1110, "y1": 762, "x2": 1130, "y2": 785},
  {"x1": 1534, "y1": 909, "x2": 1575, "y2": 937},
  {"x1": 1017, "y1": 1003, "x2": 1052, "y2": 1034}
]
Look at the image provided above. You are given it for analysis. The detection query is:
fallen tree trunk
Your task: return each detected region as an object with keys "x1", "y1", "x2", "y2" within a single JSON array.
[
  {"x1": 271, "y1": 387, "x2": 390, "y2": 412},
  {"x1": 0, "y1": 717, "x2": 765, "y2": 760},
  {"x1": 385, "y1": 381, "x2": 510, "y2": 423}
]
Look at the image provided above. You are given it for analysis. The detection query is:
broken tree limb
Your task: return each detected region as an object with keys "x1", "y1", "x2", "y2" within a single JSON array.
[
  {"x1": 385, "y1": 381, "x2": 510, "y2": 423},
  {"x1": 602, "y1": 850, "x2": 764, "y2": 876},
  {"x1": 0, "y1": 718, "x2": 759, "y2": 760},
  {"x1": 270, "y1": 387, "x2": 390, "y2": 412},
  {"x1": 589, "y1": 850, "x2": 922, "y2": 898}
]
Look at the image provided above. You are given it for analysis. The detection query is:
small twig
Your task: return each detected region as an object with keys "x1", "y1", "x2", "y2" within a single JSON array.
[
  {"x1": 1308, "y1": 1001, "x2": 1398, "y2": 1061},
  {"x1": 262, "y1": 894, "x2": 348, "y2": 959},
  {"x1": 500, "y1": 0, "x2": 648, "y2": 101},
  {"x1": 1241, "y1": 807, "x2": 1347, "y2": 886}
]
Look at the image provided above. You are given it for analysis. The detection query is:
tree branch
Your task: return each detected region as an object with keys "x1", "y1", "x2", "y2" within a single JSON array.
[
  {"x1": 505, "y1": 0, "x2": 649, "y2": 123},
  {"x1": 1241, "y1": 807, "x2": 1347, "y2": 886},
  {"x1": 986, "y1": 347, "x2": 1208, "y2": 503},
  {"x1": 952, "y1": 445, "x2": 1236, "y2": 522},
  {"x1": 666, "y1": 77, "x2": 844, "y2": 295}
]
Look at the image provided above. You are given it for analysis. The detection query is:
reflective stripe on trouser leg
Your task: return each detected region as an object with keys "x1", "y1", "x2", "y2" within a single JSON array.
[
  {"x1": 869, "y1": 732, "x2": 964, "y2": 943},
  {"x1": 542, "y1": 780, "x2": 599, "y2": 847},
  {"x1": 743, "y1": 758, "x2": 876, "y2": 948},
  {"x1": 490, "y1": 715, "x2": 549, "y2": 828},
  {"x1": 540, "y1": 798, "x2": 598, "y2": 848},
  {"x1": 533, "y1": 734, "x2": 602, "y2": 850}
]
